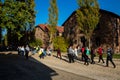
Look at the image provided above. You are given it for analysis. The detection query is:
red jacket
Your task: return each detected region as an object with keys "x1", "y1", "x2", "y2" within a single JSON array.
[
  {"x1": 98, "y1": 47, "x2": 103, "y2": 55},
  {"x1": 81, "y1": 47, "x2": 85, "y2": 53}
]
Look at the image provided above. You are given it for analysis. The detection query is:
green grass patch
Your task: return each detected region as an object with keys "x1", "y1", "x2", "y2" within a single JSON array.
[
  {"x1": 113, "y1": 54, "x2": 120, "y2": 59},
  {"x1": 95, "y1": 53, "x2": 120, "y2": 59}
]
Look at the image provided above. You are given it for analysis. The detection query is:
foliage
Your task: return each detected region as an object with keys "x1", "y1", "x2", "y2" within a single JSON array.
[
  {"x1": 53, "y1": 36, "x2": 68, "y2": 52},
  {"x1": 29, "y1": 39, "x2": 42, "y2": 47},
  {"x1": 0, "y1": 0, "x2": 36, "y2": 46},
  {"x1": 48, "y1": 0, "x2": 58, "y2": 45},
  {"x1": 76, "y1": 0, "x2": 100, "y2": 47}
]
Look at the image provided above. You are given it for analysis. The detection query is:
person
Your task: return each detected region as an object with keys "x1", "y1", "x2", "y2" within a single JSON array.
[
  {"x1": 31, "y1": 47, "x2": 37, "y2": 55},
  {"x1": 57, "y1": 48, "x2": 62, "y2": 59},
  {"x1": 81, "y1": 46, "x2": 85, "y2": 61},
  {"x1": 106, "y1": 46, "x2": 116, "y2": 68},
  {"x1": 39, "y1": 47, "x2": 44, "y2": 59},
  {"x1": 47, "y1": 47, "x2": 52, "y2": 56},
  {"x1": 25, "y1": 45, "x2": 30, "y2": 59},
  {"x1": 17, "y1": 46, "x2": 21, "y2": 55},
  {"x1": 90, "y1": 48, "x2": 96, "y2": 64},
  {"x1": 68, "y1": 45, "x2": 75, "y2": 63},
  {"x1": 43, "y1": 47, "x2": 47, "y2": 57},
  {"x1": 86, "y1": 47, "x2": 90, "y2": 60},
  {"x1": 97, "y1": 46, "x2": 105, "y2": 63},
  {"x1": 74, "y1": 46, "x2": 78, "y2": 58},
  {"x1": 21, "y1": 46, "x2": 25, "y2": 56},
  {"x1": 77, "y1": 45, "x2": 81, "y2": 54},
  {"x1": 84, "y1": 48, "x2": 89, "y2": 65}
]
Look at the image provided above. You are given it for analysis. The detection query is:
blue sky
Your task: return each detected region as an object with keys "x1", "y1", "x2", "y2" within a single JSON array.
[{"x1": 35, "y1": 0, "x2": 120, "y2": 26}]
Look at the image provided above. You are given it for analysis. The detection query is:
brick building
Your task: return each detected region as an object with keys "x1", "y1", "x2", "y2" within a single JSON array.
[
  {"x1": 35, "y1": 24, "x2": 49, "y2": 47},
  {"x1": 35, "y1": 24, "x2": 64, "y2": 47},
  {"x1": 56, "y1": 26, "x2": 64, "y2": 36},
  {"x1": 62, "y1": 9, "x2": 120, "y2": 53}
]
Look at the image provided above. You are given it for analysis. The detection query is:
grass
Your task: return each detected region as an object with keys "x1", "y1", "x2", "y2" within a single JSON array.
[
  {"x1": 97, "y1": 53, "x2": 120, "y2": 59},
  {"x1": 113, "y1": 54, "x2": 120, "y2": 59}
]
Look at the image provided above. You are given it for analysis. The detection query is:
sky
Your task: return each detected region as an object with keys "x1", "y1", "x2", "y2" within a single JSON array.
[{"x1": 34, "y1": 0, "x2": 120, "y2": 26}]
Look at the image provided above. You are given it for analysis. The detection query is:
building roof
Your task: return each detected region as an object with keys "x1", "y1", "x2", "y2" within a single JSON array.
[
  {"x1": 56, "y1": 26, "x2": 64, "y2": 33},
  {"x1": 36, "y1": 24, "x2": 64, "y2": 33},
  {"x1": 36, "y1": 24, "x2": 49, "y2": 32},
  {"x1": 62, "y1": 9, "x2": 120, "y2": 26}
]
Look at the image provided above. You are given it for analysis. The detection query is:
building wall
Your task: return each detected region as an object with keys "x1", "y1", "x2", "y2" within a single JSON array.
[
  {"x1": 63, "y1": 12, "x2": 85, "y2": 47},
  {"x1": 35, "y1": 27, "x2": 49, "y2": 47},
  {"x1": 35, "y1": 25, "x2": 64, "y2": 48},
  {"x1": 93, "y1": 10, "x2": 120, "y2": 53},
  {"x1": 62, "y1": 9, "x2": 120, "y2": 53}
]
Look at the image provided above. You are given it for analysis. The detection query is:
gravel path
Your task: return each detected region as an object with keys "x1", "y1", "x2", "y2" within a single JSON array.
[
  {"x1": 30, "y1": 52, "x2": 120, "y2": 80},
  {"x1": 0, "y1": 51, "x2": 93, "y2": 80}
]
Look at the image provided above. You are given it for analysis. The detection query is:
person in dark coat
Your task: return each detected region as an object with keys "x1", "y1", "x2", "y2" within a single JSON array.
[
  {"x1": 25, "y1": 45, "x2": 30, "y2": 60},
  {"x1": 106, "y1": 46, "x2": 116, "y2": 68},
  {"x1": 84, "y1": 48, "x2": 89, "y2": 65},
  {"x1": 90, "y1": 48, "x2": 96, "y2": 64},
  {"x1": 57, "y1": 48, "x2": 62, "y2": 59}
]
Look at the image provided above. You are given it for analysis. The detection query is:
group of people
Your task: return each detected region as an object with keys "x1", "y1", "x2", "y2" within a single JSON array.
[
  {"x1": 17, "y1": 45, "x2": 30, "y2": 59},
  {"x1": 97, "y1": 46, "x2": 116, "y2": 68},
  {"x1": 18, "y1": 45, "x2": 52, "y2": 59},
  {"x1": 34, "y1": 46, "x2": 52, "y2": 58},
  {"x1": 67, "y1": 45, "x2": 116, "y2": 68},
  {"x1": 17, "y1": 44, "x2": 116, "y2": 68}
]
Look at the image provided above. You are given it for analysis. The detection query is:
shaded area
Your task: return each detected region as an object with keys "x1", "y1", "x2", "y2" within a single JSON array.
[
  {"x1": 52, "y1": 55, "x2": 69, "y2": 63},
  {"x1": 0, "y1": 52, "x2": 58, "y2": 80}
]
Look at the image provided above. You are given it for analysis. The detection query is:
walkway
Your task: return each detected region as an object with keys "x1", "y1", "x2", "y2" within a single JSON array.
[
  {"x1": 30, "y1": 52, "x2": 120, "y2": 80},
  {"x1": 0, "y1": 51, "x2": 93, "y2": 80}
]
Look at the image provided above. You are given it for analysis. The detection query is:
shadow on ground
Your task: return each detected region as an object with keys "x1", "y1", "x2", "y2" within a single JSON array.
[
  {"x1": 52, "y1": 55, "x2": 69, "y2": 63},
  {"x1": 0, "y1": 52, "x2": 58, "y2": 80}
]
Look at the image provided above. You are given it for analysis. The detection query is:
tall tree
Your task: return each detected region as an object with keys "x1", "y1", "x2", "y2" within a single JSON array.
[
  {"x1": 76, "y1": 0, "x2": 100, "y2": 48},
  {"x1": 0, "y1": 0, "x2": 36, "y2": 46},
  {"x1": 48, "y1": 0, "x2": 58, "y2": 48},
  {"x1": 0, "y1": 1, "x2": 2, "y2": 44}
]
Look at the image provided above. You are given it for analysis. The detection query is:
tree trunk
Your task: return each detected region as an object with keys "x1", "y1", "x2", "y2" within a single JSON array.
[
  {"x1": 4, "y1": 34, "x2": 8, "y2": 46},
  {"x1": 0, "y1": 27, "x2": 2, "y2": 44},
  {"x1": 7, "y1": 28, "x2": 12, "y2": 46},
  {"x1": 49, "y1": 33, "x2": 53, "y2": 49},
  {"x1": 88, "y1": 38, "x2": 91, "y2": 49}
]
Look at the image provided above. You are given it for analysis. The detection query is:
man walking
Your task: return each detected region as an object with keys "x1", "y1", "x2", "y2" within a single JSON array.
[
  {"x1": 106, "y1": 46, "x2": 116, "y2": 68},
  {"x1": 25, "y1": 45, "x2": 30, "y2": 59},
  {"x1": 68, "y1": 45, "x2": 75, "y2": 63}
]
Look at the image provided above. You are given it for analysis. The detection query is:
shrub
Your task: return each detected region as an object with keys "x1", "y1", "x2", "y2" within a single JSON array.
[
  {"x1": 53, "y1": 36, "x2": 68, "y2": 52},
  {"x1": 29, "y1": 39, "x2": 42, "y2": 47}
]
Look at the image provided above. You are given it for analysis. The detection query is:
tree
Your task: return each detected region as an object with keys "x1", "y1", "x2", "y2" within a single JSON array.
[
  {"x1": 48, "y1": 0, "x2": 58, "y2": 48},
  {"x1": 0, "y1": 0, "x2": 36, "y2": 46},
  {"x1": 0, "y1": 1, "x2": 2, "y2": 44},
  {"x1": 76, "y1": 0, "x2": 100, "y2": 48},
  {"x1": 29, "y1": 38, "x2": 42, "y2": 47}
]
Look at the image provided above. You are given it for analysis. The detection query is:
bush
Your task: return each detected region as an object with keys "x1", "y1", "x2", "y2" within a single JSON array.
[
  {"x1": 53, "y1": 36, "x2": 68, "y2": 52},
  {"x1": 29, "y1": 39, "x2": 42, "y2": 47}
]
